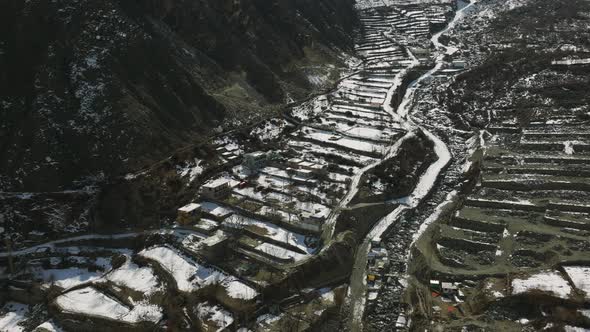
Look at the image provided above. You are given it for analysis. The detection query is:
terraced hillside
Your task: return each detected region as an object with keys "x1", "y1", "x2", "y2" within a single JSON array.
[
  {"x1": 0, "y1": 0, "x2": 456, "y2": 330},
  {"x1": 0, "y1": 0, "x2": 357, "y2": 193},
  {"x1": 0, "y1": 0, "x2": 359, "y2": 253},
  {"x1": 405, "y1": 0, "x2": 590, "y2": 330},
  {"x1": 5, "y1": 0, "x2": 588, "y2": 331}
]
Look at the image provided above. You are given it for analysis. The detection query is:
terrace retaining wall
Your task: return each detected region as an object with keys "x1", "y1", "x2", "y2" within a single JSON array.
[
  {"x1": 464, "y1": 198, "x2": 546, "y2": 212},
  {"x1": 437, "y1": 237, "x2": 497, "y2": 253},
  {"x1": 481, "y1": 179, "x2": 590, "y2": 192},
  {"x1": 543, "y1": 216, "x2": 590, "y2": 231},
  {"x1": 449, "y1": 216, "x2": 505, "y2": 233},
  {"x1": 548, "y1": 201, "x2": 590, "y2": 213}
]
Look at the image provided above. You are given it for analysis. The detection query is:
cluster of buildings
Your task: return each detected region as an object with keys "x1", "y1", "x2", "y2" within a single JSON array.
[
  {"x1": 366, "y1": 240, "x2": 390, "y2": 301},
  {"x1": 176, "y1": 150, "x2": 331, "y2": 236},
  {"x1": 429, "y1": 279, "x2": 465, "y2": 301}
]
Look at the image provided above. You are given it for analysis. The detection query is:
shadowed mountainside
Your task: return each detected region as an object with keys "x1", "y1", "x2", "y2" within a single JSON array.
[{"x1": 0, "y1": 0, "x2": 358, "y2": 192}]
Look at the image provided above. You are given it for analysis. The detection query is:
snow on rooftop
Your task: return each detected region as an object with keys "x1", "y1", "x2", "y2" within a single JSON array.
[
  {"x1": 196, "y1": 218, "x2": 219, "y2": 231},
  {"x1": 563, "y1": 266, "x2": 590, "y2": 298},
  {"x1": 54, "y1": 287, "x2": 163, "y2": 323},
  {"x1": 203, "y1": 177, "x2": 231, "y2": 188},
  {"x1": 179, "y1": 203, "x2": 200, "y2": 213},
  {"x1": 512, "y1": 271, "x2": 572, "y2": 299},
  {"x1": 199, "y1": 230, "x2": 228, "y2": 247},
  {"x1": 260, "y1": 166, "x2": 317, "y2": 184},
  {"x1": 196, "y1": 202, "x2": 234, "y2": 217}
]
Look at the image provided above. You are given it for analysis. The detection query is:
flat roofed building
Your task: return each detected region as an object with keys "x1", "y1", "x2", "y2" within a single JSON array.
[
  {"x1": 177, "y1": 203, "x2": 200, "y2": 225},
  {"x1": 201, "y1": 178, "x2": 231, "y2": 199}
]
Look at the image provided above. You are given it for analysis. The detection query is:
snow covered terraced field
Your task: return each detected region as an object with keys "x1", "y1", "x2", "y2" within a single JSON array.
[
  {"x1": 139, "y1": 245, "x2": 257, "y2": 299},
  {"x1": 430, "y1": 105, "x2": 590, "y2": 274},
  {"x1": 405, "y1": 101, "x2": 590, "y2": 329},
  {"x1": 200, "y1": 6, "x2": 425, "y2": 272}
]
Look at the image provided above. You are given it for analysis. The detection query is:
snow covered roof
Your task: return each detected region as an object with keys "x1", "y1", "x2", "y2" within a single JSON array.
[
  {"x1": 196, "y1": 202, "x2": 233, "y2": 217},
  {"x1": 201, "y1": 230, "x2": 228, "y2": 247},
  {"x1": 179, "y1": 203, "x2": 200, "y2": 213},
  {"x1": 441, "y1": 282, "x2": 457, "y2": 289},
  {"x1": 203, "y1": 178, "x2": 230, "y2": 189}
]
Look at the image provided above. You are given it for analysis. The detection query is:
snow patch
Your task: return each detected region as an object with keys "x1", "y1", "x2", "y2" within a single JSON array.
[
  {"x1": 563, "y1": 266, "x2": 590, "y2": 298},
  {"x1": 512, "y1": 271, "x2": 572, "y2": 299}
]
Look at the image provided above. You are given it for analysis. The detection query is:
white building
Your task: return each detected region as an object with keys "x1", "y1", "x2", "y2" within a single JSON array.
[{"x1": 201, "y1": 178, "x2": 231, "y2": 199}]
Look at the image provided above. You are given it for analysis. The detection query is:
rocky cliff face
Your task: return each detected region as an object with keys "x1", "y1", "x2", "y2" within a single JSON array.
[{"x1": 0, "y1": 0, "x2": 357, "y2": 192}]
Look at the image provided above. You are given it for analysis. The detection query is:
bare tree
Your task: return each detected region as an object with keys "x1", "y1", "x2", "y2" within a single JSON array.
[{"x1": 226, "y1": 215, "x2": 247, "y2": 235}]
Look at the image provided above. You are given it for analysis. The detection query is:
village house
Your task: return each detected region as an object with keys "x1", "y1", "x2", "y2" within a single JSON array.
[
  {"x1": 296, "y1": 210, "x2": 328, "y2": 232},
  {"x1": 287, "y1": 157, "x2": 304, "y2": 168},
  {"x1": 441, "y1": 282, "x2": 458, "y2": 296},
  {"x1": 177, "y1": 203, "x2": 201, "y2": 225},
  {"x1": 287, "y1": 158, "x2": 327, "y2": 173},
  {"x1": 199, "y1": 230, "x2": 230, "y2": 261},
  {"x1": 299, "y1": 161, "x2": 324, "y2": 171},
  {"x1": 193, "y1": 218, "x2": 220, "y2": 235},
  {"x1": 201, "y1": 178, "x2": 232, "y2": 199},
  {"x1": 290, "y1": 167, "x2": 314, "y2": 179},
  {"x1": 193, "y1": 201, "x2": 234, "y2": 221},
  {"x1": 430, "y1": 279, "x2": 441, "y2": 292},
  {"x1": 300, "y1": 209, "x2": 329, "y2": 224}
]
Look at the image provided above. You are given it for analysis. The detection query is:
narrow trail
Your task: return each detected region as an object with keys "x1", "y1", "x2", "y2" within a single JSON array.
[{"x1": 347, "y1": 1, "x2": 478, "y2": 330}]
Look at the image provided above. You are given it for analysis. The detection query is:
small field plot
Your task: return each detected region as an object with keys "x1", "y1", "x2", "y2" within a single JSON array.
[{"x1": 54, "y1": 286, "x2": 163, "y2": 324}]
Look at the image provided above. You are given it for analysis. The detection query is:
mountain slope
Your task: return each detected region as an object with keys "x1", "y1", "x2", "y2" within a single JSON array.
[{"x1": 0, "y1": 0, "x2": 358, "y2": 192}]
